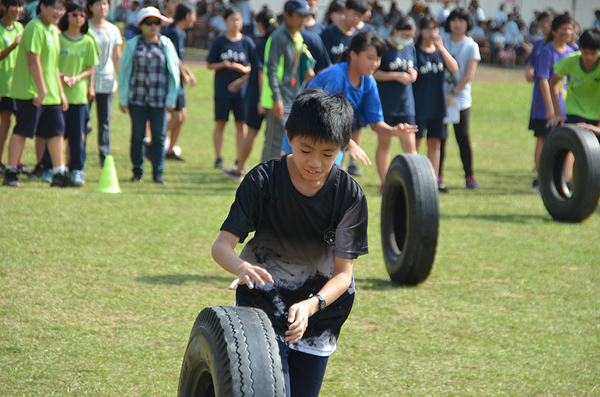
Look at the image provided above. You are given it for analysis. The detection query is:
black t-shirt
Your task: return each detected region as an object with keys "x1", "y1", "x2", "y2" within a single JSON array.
[
  {"x1": 301, "y1": 29, "x2": 332, "y2": 73},
  {"x1": 245, "y1": 37, "x2": 266, "y2": 106},
  {"x1": 221, "y1": 155, "x2": 369, "y2": 356},
  {"x1": 206, "y1": 34, "x2": 255, "y2": 99},
  {"x1": 320, "y1": 23, "x2": 354, "y2": 64},
  {"x1": 412, "y1": 48, "x2": 447, "y2": 120},
  {"x1": 377, "y1": 41, "x2": 416, "y2": 117}
]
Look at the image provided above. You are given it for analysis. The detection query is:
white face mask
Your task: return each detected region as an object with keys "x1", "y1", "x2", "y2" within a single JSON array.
[{"x1": 394, "y1": 36, "x2": 413, "y2": 46}]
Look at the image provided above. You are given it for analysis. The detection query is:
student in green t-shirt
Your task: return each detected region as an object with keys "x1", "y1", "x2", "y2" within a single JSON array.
[
  {"x1": 55, "y1": 0, "x2": 99, "y2": 185},
  {"x1": 549, "y1": 28, "x2": 600, "y2": 135},
  {"x1": 0, "y1": 0, "x2": 24, "y2": 171},
  {"x1": 3, "y1": 0, "x2": 79, "y2": 188}
]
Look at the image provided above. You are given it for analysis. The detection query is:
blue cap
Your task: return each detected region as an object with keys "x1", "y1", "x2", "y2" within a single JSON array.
[{"x1": 284, "y1": 0, "x2": 312, "y2": 15}]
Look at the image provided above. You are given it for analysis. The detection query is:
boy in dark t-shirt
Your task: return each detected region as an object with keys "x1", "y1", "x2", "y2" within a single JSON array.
[{"x1": 212, "y1": 89, "x2": 368, "y2": 397}]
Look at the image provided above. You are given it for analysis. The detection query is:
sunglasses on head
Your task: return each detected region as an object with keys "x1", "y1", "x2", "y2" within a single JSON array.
[{"x1": 142, "y1": 18, "x2": 161, "y2": 25}]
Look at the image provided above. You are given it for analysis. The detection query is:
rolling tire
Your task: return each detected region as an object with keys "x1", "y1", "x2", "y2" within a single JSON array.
[
  {"x1": 177, "y1": 306, "x2": 286, "y2": 397},
  {"x1": 381, "y1": 154, "x2": 439, "y2": 285},
  {"x1": 539, "y1": 124, "x2": 600, "y2": 223}
]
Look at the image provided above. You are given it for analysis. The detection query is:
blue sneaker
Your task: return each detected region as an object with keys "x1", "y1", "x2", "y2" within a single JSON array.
[
  {"x1": 70, "y1": 170, "x2": 85, "y2": 186},
  {"x1": 41, "y1": 169, "x2": 52, "y2": 183},
  {"x1": 466, "y1": 176, "x2": 480, "y2": 189}
]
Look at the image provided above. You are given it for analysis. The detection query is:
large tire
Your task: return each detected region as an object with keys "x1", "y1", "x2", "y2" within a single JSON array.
[
  {"x1": 177, "y1": 306, "x2": 286, "y2": 397},
  {"x1": 539, "y1": 124, "x2": 600, "y2": 223},
  {"x1": 381, "y1": 154, "x2": 439, "y2": 285}
]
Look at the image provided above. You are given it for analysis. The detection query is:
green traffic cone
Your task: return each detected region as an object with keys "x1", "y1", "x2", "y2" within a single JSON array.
[{"x1": 95, "y1": 155, "x2": 122, "y2": 193}]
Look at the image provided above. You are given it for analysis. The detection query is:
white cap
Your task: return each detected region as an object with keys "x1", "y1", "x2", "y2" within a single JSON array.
[{"x1": 136, "y1": 7, "x2": 171, "y2": 25}]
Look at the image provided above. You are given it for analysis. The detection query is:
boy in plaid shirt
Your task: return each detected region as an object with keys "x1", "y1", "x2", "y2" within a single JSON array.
[{"x1": 118, "y1": 7, "x2": 180, "y2": 184}]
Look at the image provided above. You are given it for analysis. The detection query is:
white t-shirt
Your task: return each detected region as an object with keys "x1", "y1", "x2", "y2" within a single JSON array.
[
  {"x1": 89, "y1": 23, "x2": 123, "y2": 93},
  {"x1": 443, "y1": 36, "x2": 480, "y2": 110}
]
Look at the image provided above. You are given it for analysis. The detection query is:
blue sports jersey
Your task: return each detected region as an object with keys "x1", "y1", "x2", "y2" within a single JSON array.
[
  {"x1": 308, "y1": 62, "x2": 383, "y2": 125},
  {"x1": 206, "y1": 34, "x2": 255, "y2": 99},
  {"x1": 301, "y1": 29, "x2": 331, "y2": 73},
  {"x1": 377, "y1": 41, "x2": 416, "y2": 117},
  {"x1": 412, "y1": 48, "x2": 446, "y2": 120},
  {"x1": 320, "y1": 24, "x2": 354, "y2": 64},
  {"x1": 245, "y1": 38, "x2": 266, "y2": 106}
]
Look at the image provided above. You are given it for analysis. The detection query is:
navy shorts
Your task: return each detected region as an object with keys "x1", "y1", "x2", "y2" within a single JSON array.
[
  {"x1": 416, "y1": 118, "x2": 446, "y2": 140},
  {"x1": 14, "y1": 100, "x2": 65, "y2": 139},
  {"x1": 384, "y1": 114, "x2": 416, "y2": 129},
  {"x1": 214, "y1": 97, "x2": 245, "y2": 122},
  {"x1": 352, "y1": 115, "x2": 365, "y2": 132},
  {"x1": 245, "y1": 102, "x2": 264, "y2": 130},
  {"x1": 174, "y1": 92, "x2": 186, "y2": 111},
  {"x1": 529, "y1": 118, "x2": 554, "y2": 138},
  {"x1": 0, "y1": 96, "x2": 17, "y2": 113}
]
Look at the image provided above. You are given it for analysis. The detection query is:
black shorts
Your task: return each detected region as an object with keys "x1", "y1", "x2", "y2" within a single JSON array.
[
  {"x1": 416, "y1": 118, "x2": 446, "y2": 140},
  {"x1": 0, "y1": 96, "x2": 17, "y2": 113},
  {"x1": 245, "y1": 102, "x2": 264, "y2": 130},
  {"x1": 384, "y1": 114, "x2": 416, "y2": 129},
  {"x1": 214, "y1": 97, "x2": 245, "y2": 122},
  {"x1": 14, "y1": 100, "x2": 65, "y2": 139},
  {"x1": 529, "y1": 118, "x2": 554, "y2": 138},
  {"x1": 174, "y1": 92, "x2": 186, "y2": 111},
  {"x1": 566, "y1": 114, "x2": 599, "y2": 125}
]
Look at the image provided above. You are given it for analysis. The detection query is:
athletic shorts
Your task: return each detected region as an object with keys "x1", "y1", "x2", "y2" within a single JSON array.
[
  {"x1": 352, "y1": 115, "x2": 365, "y2": 132},
  {"x1": 174, "y1": 92, "x2": 186, "y2": 111},
  {"x1": 384, "y1": 114, "x2": 416, "y2": 129},
  {"x1": 529, "y1": 118, "x2": 554, "y2": 138},
  {"x1": 416, "y1": 118, "x2": 446, "y2": 140},
  {"x1": 214, "y1": 97, "x2": 245, "y2": 122},
  {"x1": 0, "y1": 96, "x2": 17, "y2": 113},
  {"x1": 245, "y1": 102, "x2": 264, "y2": 130},
  {"x1": 14, "y1": 100, "x2": 65, "y2": 139}
]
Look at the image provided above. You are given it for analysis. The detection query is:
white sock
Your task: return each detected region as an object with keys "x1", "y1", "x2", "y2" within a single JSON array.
[{"x1": 52, "y1": 165, "x2": 66, "y2": 175}]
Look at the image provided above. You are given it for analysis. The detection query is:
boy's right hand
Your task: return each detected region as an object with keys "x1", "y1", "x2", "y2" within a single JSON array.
[
  {"x1": 13, "y1": 33, "x2": 22, "y2": 47},
  {"x1": 272, "y1": 100, "x2": 284, "y2": 119},
  {"x1": 229, "y1": 263, "x2": 274, "y2": 290}
]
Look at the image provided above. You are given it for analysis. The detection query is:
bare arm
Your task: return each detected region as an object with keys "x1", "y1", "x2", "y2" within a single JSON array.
[
  {"x1": 228, "y1": 73, "x2": 249, "y2": 94},
  {"x1": 436, "y1": 37, "x2": 458, "y2": 74},
  {"x1": 207, "y1": 60, "x2": 230, "y2": 70},
  {"x1": 538, "y1": 77, "x2": 554, "y2": 120},
  {"x1": 525, "y1": 64, "x2": 535, "y2": 82},
  {"x1": 211, "y1": 230, "x2": 275, "y2": 290},
  {"x1": 0, "y1": 33, "x2": 21, "y2": 61},
  {"x1": 451, "y1": 58, "x2": 477, "y2": 94},
  {"x1": 112, "y1": 44, "x2": 121, "y2": 75},
  {"x1": 547, "y1": 73, "x2": 564, "y2": 126},
  {"x1": 28, "y1": 52, "x2": 47, "y2": 107}
]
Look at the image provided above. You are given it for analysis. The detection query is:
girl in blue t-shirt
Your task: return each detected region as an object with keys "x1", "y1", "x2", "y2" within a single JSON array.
[
  {"x1": 373, "y1": 15, "x2": 418, "y2": 188},
  {"x1": 223, "y1": 7, "x2": 277, "y2": 181},
  {"x1": 530, "y1": 13, "x2": 574, "y2": 191},
  {"x1": 412, "y1": 14, "x2": 457, "y2": 193},
  {"x1": 206, "y1": 7, "x2": 255, "y2": 170},
  {"x1": 295, "y1": 31, "x2": 417, "y2": 185},
  {"x1": 162, "y1": 3, "x2": 197, "y2": 161}
]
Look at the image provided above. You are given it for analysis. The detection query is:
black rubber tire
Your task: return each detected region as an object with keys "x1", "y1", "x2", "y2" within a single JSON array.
[
  {"x1": 539, "y1": 124, "x2": 600, "y2": 223},
  {"x1": 381, "y1": 154, "x2": 439, "y2": 285},
  {"x1": 177, "y1": 306, "x2": 286, "y2": 397}
]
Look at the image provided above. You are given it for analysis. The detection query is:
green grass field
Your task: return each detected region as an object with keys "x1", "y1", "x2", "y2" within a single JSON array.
[{"x1": 1, "y1": 64, "x2": 599, "y2": 396}]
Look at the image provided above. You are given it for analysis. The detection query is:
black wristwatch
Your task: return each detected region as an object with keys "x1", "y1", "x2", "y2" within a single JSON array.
[{"x1": 315, "y1": 294, "x2": 326, "y2": 312}]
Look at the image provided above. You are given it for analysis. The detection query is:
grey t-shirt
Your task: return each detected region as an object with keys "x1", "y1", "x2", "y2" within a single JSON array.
[
  {"x1": 222, "y1": 155, "x2": 369, "y2": 356},
  {"x1": 443, "y1": 36, "x2": 480, "y2": 111},
  {"x1": 89, "y1": 23, "x2": 123, "y2": 93}
]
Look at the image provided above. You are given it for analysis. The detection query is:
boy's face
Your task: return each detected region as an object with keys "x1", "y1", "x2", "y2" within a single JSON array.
[
  {"x1": 284, "y1": 11, "x2": 309, "y2": 32},
  {"x1": 343, "y1": 8, "x2": 364, "y2": 29},
  {"x1": 288, "y1": 136, "x2": 341, "y2": 182},
  {"x1": 350, "y1": 45, "x2": 381, "y2": 77},
  {"x1": 581, "y1": 49, "x2": 600, "y2": 70},
  {"x1": 39, "y1": 1, "x2": 66, "y2": 25}
]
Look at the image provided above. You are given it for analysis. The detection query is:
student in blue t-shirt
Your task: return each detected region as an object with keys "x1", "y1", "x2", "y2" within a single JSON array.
[
  {"x1": 282, "y1": 31, "x2": 417, "y2": 177},
  {"x1": 162, "y1": 2, "x2": 197, "y2": 161},
  {"x1": 206, "y1": 7, "x2": 255, "y2": 170},
  {"x1": 373, "y1": 15, "x2": 418, "y2": 190},
  {"x1": 412, "y1": 14, "x2": 457, "y2": 193}
]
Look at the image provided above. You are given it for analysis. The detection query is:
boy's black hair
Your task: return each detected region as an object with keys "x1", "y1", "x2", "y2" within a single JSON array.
[
  {"x1": 415, "y1": 13, "x2": 439, "y2": 49},
  {"x1": 544, "y1": 13, "x2": 573, "y2": 45},
  {"x1": 444, "y1": 7, "x2": 473, "y2": 33},
  {"x1": 579, "y1": 28, "x2": 600, "y2": 51},
  {"x1": 223, "y1": 6, "x2": 240, "y2": 20},
  {"x1": 37, "y1": 0, "x2": 65, "y2": 16},
  {"x1": 395, "y1": 15, "x2": 415, "y2": 32},
  {"x1": 340, "y1": 30, "x2": 386, "y2": 62},
  {"x1": 58, "y1": 0, "x2": 88, "y2": 33},
  {"x1": 1, "y1": 0, "x2": 25, "y2": 9},
  {"x1": 345, "y1": 0, "x2": 369, "y2": 15},
  {"x1": 285, "y1": 88, "x2": 353, "y2": 148},
  {"x1": 536, "y1": 10, "x2": 551, "y2": 23},
  {"x1": 255, "y1": 6, "x2": 278, "y2": 39},
  {"x1": 172, "y1": 2, "x2": 195, "y2": 24}
]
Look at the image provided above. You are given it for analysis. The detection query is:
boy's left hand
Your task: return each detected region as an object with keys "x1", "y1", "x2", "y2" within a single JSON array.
[{"x1": 285, "y1": 298, "x2": 317, "y2": 344}]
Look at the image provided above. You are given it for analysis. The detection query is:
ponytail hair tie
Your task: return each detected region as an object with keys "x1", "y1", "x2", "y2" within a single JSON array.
[{"x1": 269, "y1": 18, "x2": 275, "y2": 24}]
